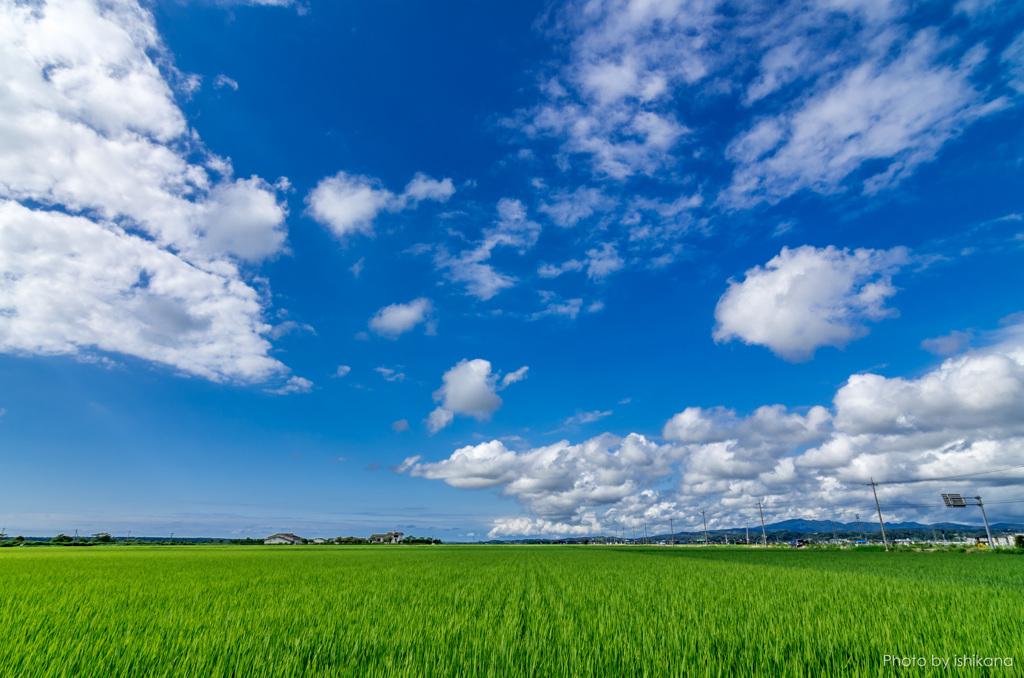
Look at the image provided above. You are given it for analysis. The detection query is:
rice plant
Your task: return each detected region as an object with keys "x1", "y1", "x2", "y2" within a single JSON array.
[{"x1": 1, "y1": 546, "x2": 1021, "y2": 676}]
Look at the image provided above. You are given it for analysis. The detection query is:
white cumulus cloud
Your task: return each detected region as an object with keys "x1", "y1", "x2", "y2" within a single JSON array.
[
  {"x1": 404, "y1": 433, "x2": 685, "y2": 526},
  {"x1": 0, "y1": 0, "x2": 295, "y2": 383},
  {"x1": 713, "y1": 245, "x2": 909, "y2": 361},
  {"x1": 426, "y1": 358, "x2": 528, "y2": 433},
  {"x1": 368, "y1": 298, "x2": 436, "y2": 338},
  {"x1": 305, "y1": 171, "x2": 453, "y2": 240},
  {"x1": 404, "y1": 319, "x2": 1024, "y2": 536}
]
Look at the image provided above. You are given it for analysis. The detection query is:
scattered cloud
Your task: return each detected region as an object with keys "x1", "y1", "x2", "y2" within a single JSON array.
[
  {"x1": 725, "y1": 30, "x2": 1004, "y2": 206},
  {"x1": 426, "y1": 358, "x2": 527, "y2": 433},
  {"x1": 304, "y1": 174, "x2": 394, "y2": 240},
  {"x1": 713, "y1": 245, "x2": 910, "y2": 361},
  {"x1": 349, "y1": 257, "x2": 365, "y2": 278},
  {"x1": 584, "y1": 242, "x2": 625, "y2": 281},
  {"x1": 510, "y1": 0, "x2": 709, "y2": 180},
  {"x1": 215, "y1": 0, "x2": 302, "y2": 8},
  {"x1": 265, "y1": 376, "x2": 313, "y2": 395},
  {"x1": 538, "y1": 186, "x2": 617, "y2": 228},
  {"x1": 334, "y1": 365, "x2": 351, "y2": 378},
  {"x1": 434, "y1": 199, "x2": 540, "y2": 300},
  {"x1": 505, "y1": 0, "x2": 1017, "y2": 231},
  {"x1": 537, "y1": 259, "x2": 584, "y2": 279},
  {"x1": 392, "y1": 419, "x2": 411, "y2": 433},
  {"x1": 565, "y1": 409, "x2": 612, "y2": 426},
  {"x1": 305, "y1": 171, "x2": 453, "y2": 241},
  {"x1": 772, "y1": 220, "x2": 796, "y2": 238},
  {"x1": 1002, "y1": 30, "x2": 1024, "y2": 94},
  {"x1": 375, "y1": 367, "x2": 406, "y2": 382},
  {"x1": 400, "y1": 173, "x2": 456, "y2": 207},
  {"x1": 921, "y1": 330, "x2": 973, "y2": 356},
  {"x1": 531, "y1": 294, "x2": 583, "y2": 320},
  {"x1": 501, "y1": 366, "x2": 529, "y2": 388},
  {"x1": 368, "y1": 298, "x2": 436, "y2": 338},
  {"x1": 213, "y1": 74, "x2": 238, "y2": 90},
  {"x1": 266, "y1": 320, "x2": 315, "y2": 340},
  {"x1": 426, "y1": 406, "x2": 455, "y2": 434}
]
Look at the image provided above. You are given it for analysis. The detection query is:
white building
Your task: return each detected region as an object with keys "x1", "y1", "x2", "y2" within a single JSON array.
[
  {"x1": 264, "y1": 533, "x2": 303, "y2": 545},
  {"x1": 369, "y1": 531, "x2": 404, "y2": 544}
]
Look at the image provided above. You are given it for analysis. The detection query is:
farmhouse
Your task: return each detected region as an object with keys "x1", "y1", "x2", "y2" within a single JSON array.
[
  {"x1": 264, "y1": 533, "x2": 303, "y2": 545},
  {"x1": 369, "y1": 531, "x2": 404, "y2": 544},
  {"x1": 312, "y1": 538, "x2": 327, "y2": 544}
]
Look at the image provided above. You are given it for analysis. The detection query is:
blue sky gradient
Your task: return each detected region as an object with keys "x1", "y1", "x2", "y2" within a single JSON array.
[{"x1": 1, "y1": 0, "x2": 1023, "y2": 540}]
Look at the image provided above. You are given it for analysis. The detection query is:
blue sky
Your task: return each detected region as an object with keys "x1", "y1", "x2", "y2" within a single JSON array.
[{"x1": 2, "y1": 0, "x2": 1023, "y2": 540}]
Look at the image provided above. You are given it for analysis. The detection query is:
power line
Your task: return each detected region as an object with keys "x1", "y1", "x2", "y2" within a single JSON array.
[
  {"x1": 880, "y1": 504, "x2": 946, "y2": 509},
  {"x1": 871, "y1": 463, "x2": 1024, "y2": 485}
]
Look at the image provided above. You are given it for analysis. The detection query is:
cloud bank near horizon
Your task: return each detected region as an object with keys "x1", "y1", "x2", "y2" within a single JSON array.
[{"x1": 403, "y1": 318, "x2": 1024, "y2": 538}]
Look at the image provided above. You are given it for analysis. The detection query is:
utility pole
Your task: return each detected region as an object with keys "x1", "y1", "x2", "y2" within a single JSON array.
[
  {"x1": 632, "y1": 526, "x2": 636, "y2": 544},
  {"x1": 758, "y1": 501, "x2": 768, "y2": 547},
  {"x1": 856, "y1": 514, "x2": 863, "y2": 540},
  {"x1": 644, "y1": 522, "x2": 648, "y2": 545},
  {"x1": 869, "y1": 478, "x2": 889, "y2": 552},
  {"x1": 831, "y1": 520, "x2": 838, "y2": 542},
  {"x1": 746, "y1": 525, "x2": 750, "y2": 545},
  {"x1": 975, "y1": 496, "x2": 995, "y2": 548},
  {"x1": 701, "y1": 510, "x2": 709, "y2": 546},
  {"x1": 669, "y1": 518, "x2": 674, "y2": 546},
  {"x1": 941, "y1": 493, "x2": 996, "y2": 548}
]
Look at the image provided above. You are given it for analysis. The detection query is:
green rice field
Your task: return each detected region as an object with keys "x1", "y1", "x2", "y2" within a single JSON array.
[{"x1": 2, "y1": 546, "x2": 1022, "y2": 677}]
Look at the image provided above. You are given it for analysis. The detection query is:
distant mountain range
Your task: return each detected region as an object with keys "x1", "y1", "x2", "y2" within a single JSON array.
[
  {"x1": 568, "y1": 518, "x2": 1024, "y2": 544},
  {"x1": 743, "y1": 518, "x2": 1024, "y2": 533}
]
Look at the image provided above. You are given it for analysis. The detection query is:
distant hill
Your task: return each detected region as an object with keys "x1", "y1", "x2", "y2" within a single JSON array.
[
  {"x1": 713, "y1": 519, "x2": 1024, "y2": 534},
  {"x1": 548, "y1": 518, "x2": 1024, "y2": 545}
]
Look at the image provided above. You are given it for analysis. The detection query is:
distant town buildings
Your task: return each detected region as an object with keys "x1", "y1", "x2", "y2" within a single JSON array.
[{"x1": 264, "y1": 531, "x2": 408, "y2": 544}]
